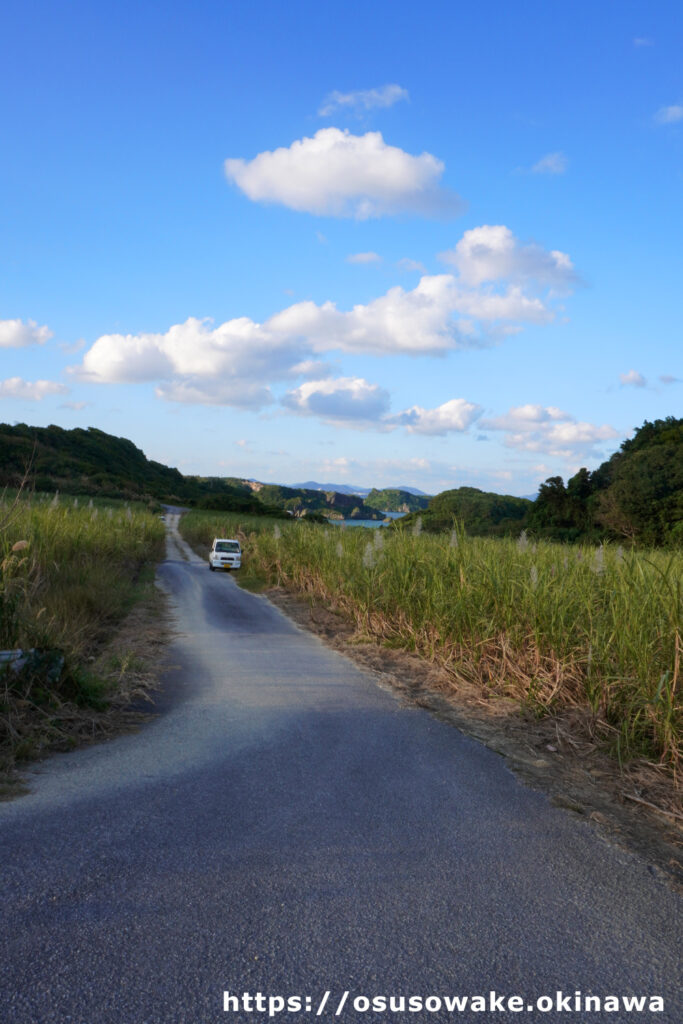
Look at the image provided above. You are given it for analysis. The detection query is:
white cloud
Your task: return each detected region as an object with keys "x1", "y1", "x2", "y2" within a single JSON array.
[
  {"x1": 391, "y1": 398, "x2": 482, "y2": 435},
  {"x1": 0, "y1": 377, "x2": 67, "y2": 400},
  {"x1": 619, "y1": 369, "x2": 647, "y2": 387},
  {"x1": 60, "y1": 401, "x2": 89, "y2": 410},
  {"x1": 482, "y1": 404, "x2": 568, "y2": 431},
  {"x1": 0, "y1": 318, "x2": 53, "y2": 348},
  {"x1": 267, "y1": 275, "x2": 476, "y2": 355},
  {"x1": 397, "y1": 257, "x2": 426, "y2": 273},
  {"x1": 655, "y1": 104, "x2": 683, "y2": 125},
  {"x1": 439, "y1": 225, "x2": 576, "y2": 289},
  {"x1": 289, "y1": 358, "x2": 334, "y2": 379},
  {"x1": 660, "y1": 374, "x2": 680, "y2": 385},
  {"x1": 634, "y1": 37, "x2": 653, "y2": 47},
  {"x1": 75, "y1": 276, "x2": 555, "y2": 406},
  {"x1": 224, "y1": 128, "x2": 463, "y2": 218},
  {"x1": 76, "y1": 316, "x2": 312, "y2": 407},
  {"x1": 346, "y1": 251, "x2": 381, "y2": 264},
  {"x1": 75, "y1": 224, "x2": 576, "y2": 408},
  {"x1": 72, "y1": 285, "x2": 473, "y2": 408},
  {"x1": 59, "y1": 338, "x2": 87, "y2": 354},
  {"x1": 283, "y1": 377, "x2": 391, "y2": 423},
  {"x1": 319, "y1": 84, "x2": 409, "y2": 116},
  {"x1": 155, "y1": 379, "x2": 273, "y2": 408},
  {"x1": 531, "y1": 151, "x2": 568, "y2": 175},
  {"x1": 449, "y1": 285, "x2": 552, "y2": 324},
  {"x1": 283, "y1": 379, "x2": 482, "y2": 436},
  {"x1": 482, "y1": 404, "x2": 618, "y2": 459}
]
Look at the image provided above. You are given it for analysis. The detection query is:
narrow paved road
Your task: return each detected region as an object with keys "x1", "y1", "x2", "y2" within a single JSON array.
[{"x1": 1, "y1": 517, "x2": 680, "y2": 1023}]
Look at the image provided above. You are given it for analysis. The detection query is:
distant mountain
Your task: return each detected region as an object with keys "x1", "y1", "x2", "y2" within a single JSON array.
[
  {"x1": 292, "y1": 481, "x2": 431, "y2": 497},
  {"x1": 291, "y1": 481, "x2": 371, "y2": 496},
  {"x1": 394, "y1": 485, "x2": 430, "y2": 496}
]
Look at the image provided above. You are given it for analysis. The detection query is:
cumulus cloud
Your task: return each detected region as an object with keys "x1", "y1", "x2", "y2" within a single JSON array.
[
  {"x1": 268, "y1": 275, "x2": 477, "y2": 355},
  {"x1": 0, "y1": 318, "x2": 53, "y2": 348},
  {"x1": 346, "y1": 251, "x2": 381, "y2": 264},
  {"x1": 318, "y1": 84, "x2": 409, "y2": 116},
  {"x1": 283, "y1": 379, "x2": 482, "y2": 436},
  {"x1": 0, "y1": 377, "x2": 67, "y2": 400},
  {"x1": 155, "y1": 379, "x2": 273, "y2": 408},
  {"x1": 619, "y1": 369, "x2": 647, "y2": 387},
  {"x1": 482, "y1": 404, "x2": 618, "y2": 459},
  {"x1": 531, "y1": 151, "x2": 567, "y2": 175},
  {"x1": 283, "y1": 377, "x2": 391, "y2": 423},
  {"x1": 655, "y1": 104, "x2": 683, "y2": 124},
  {"x1": 439, "y1": 225, "x2": 576, "y2": 289},
  {"x1": 390, "y1": 398, "x2": 482, "y2": 435},
  {"x1": 224, "y1": 128, "x2": 463, "y2": 218},
  {"x1": 76, "y1": 316, "x2": 314, "y2": 407},
  {"x1": 75, "y1": 224, "x2": 576, "y2": 409},
  {"x1": 75, "y1": 277, "x2": 557, "y2": 406},
  {"x1": 72, "y1": 281, "x2": 477, "y2": 408}
]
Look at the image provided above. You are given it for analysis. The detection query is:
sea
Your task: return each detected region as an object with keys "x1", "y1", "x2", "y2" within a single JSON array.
[{"x1": 328, "y1": 511, "x2": 407, "y2": 529}]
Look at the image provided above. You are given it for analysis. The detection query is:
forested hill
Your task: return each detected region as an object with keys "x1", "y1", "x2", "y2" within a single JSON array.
[
  {"x1": 396, "y1": 417, "x2": 682, "y2": 546},
  {"x1": 527, "y1": 416, "x2": 682, "y2": 546},
  {"x1": 396, "y1": 487, "x2": 532, "y2": 537},
  {"x1": 0, "y1": 423, "x2": 276, "y2": 512},
  {"x1": 2, "y1": 417, "x2": 680, "y2": 541},
  {"x1": 364, "y1": 488, "x2": 430, "y2": 513},
  {"x1": 0, "y1": 423, "x2": 379, "y2": 518}
]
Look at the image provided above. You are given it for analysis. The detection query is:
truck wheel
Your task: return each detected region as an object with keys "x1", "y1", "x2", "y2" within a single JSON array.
[{"x1": 209, "y1": 564, "x2": 215, "y2": 571}]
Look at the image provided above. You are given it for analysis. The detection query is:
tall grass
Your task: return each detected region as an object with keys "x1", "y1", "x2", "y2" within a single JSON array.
[
  {"x1": 181, "y1": 510, "x2": 681, "y2": 770},
  {"x1": 1, "y1": 493, "x2": 165, "y2": 769}
]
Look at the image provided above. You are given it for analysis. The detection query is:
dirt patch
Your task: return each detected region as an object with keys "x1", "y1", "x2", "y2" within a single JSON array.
[
  {"x1": 0, "y1": 581, "x2": 173, "y2": 800},
  {"x1": 265, "y1": 585, "x2": 683, "y2": 893}
]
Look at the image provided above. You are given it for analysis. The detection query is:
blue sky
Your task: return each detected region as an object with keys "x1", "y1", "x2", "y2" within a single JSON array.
[{"x1": 1, "y1": 0, "x2": 681, "y2": 495}]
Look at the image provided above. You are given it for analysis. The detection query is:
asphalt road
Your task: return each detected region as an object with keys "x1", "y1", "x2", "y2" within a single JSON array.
[{"x1": 1, "y1": 516, "x2": 681, "y2": 1024}]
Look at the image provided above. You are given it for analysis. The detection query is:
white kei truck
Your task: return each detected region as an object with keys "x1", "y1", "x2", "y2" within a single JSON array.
[{"x1": 208, "y1": 538, "x2": 242, "y2": 571}]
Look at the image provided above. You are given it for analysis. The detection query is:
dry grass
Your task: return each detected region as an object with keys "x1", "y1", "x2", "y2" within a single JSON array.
[{"x1": 0, "y1": 493, "x2": 166, "y2": 782}]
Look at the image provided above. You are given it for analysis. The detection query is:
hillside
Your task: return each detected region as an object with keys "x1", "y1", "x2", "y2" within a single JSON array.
[
  {"x1": 396, "y1": 487, "x2": 532, "y2": 537},
  {"x1": 364, "y1": 488, "x2": 430, "y2": 513},
  {"x1": 0, "y1": 423, "x2": 280, "y2": 514},
  {"x1": 4, "y1": 417, "x2": 678, "y2": 540},
  {"x1": 527, "y1": 416, "x2": 683, "y2": 545},
  {"x1": 242, "y1": 481, "x2": 383, "y2": 520},
  {"x1": 0, "y1": 424, "x2": 379, "y2": 519},
  {"x1": 395, "y1": 417, "x2": 682, "y2": 546}
]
